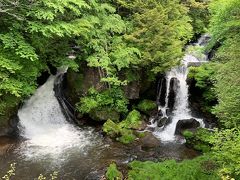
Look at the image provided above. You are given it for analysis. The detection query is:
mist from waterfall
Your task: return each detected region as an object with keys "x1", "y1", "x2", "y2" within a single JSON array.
[{"x1": 17, "y1": 74, "x2": 99, "y2": 160}]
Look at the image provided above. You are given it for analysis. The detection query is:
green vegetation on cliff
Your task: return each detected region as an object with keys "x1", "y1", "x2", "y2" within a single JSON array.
[{"x1": 1, "y1": 0, "x2": 240, "y2": 179}]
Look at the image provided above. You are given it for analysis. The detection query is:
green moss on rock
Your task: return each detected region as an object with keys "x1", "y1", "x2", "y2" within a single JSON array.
[
  {"x1": 117, "y1": 130, "x2": 136, "y2": 144},
  {"x1": 89, "y1": 108, "x2": 120, "y2": 122},
  {"x1": 103, "y1": 110, "x2": 142, "y2": 144}
]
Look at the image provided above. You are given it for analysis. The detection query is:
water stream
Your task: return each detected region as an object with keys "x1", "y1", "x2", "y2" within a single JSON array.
[
  {"x1": 150, "y1": 35, "x2": 210, "y2": 142},
  {"x1": 0, "y1": 36, "x2": 210, "y2": 179}
]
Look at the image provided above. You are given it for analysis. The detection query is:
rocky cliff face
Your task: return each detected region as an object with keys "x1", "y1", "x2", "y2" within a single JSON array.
[
  {"x1": 66, "y1": 64, "x2": 157, "y2": 122},
  {"x1": 0, "y1": 107, "x2": 19, "y2": 137}
]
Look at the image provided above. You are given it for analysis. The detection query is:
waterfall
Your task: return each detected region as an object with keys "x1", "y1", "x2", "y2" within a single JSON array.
[
  {"x1": 17, "y1": 71, "x2": 96, "y2": 159},
  {"x1": 150, "y1": 35, "x2": 210, "y2": 142}
]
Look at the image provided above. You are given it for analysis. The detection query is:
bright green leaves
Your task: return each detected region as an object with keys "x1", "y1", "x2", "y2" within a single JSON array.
[
  {"x1": 0, "y1": 49, "x2": 39, "y2": 98},
  {"x1": 103, "y1": 110, "x2": 142, "y2": 144},
  {"x1": 212, "y1": 129, "x2": 240, "y2": 178},
  {"x1": 42, "y1": 0, "x2": 90, "y2": 15},
  {"x1": 105, "y1": 163, "x2": 123, "y2": 180},
  {"x1": 0, "y1": 54, "x2": 22, "y2": 74},
  {"x1": 208, "y1": 0, "x2": 240, "y2": 48},
  {"x1": 0, "y1": 32, "x2": 38, "y2": 61},
  {"x1": 213, "y1": 59, "x2": 240, "y2": 128},
  {"x1": 77, "y1": 4, "x2": 141, "y2": 86},
  {"x1": 28, "y1": 18, "x2": 93, "y2": 37},
  {"x1": 207, "y1": 0, "x2": 240, "y2": 129},
  {"x1": 122, "y1": 0, "x2": 193, "y2": 73},
  {"x1": 183, "y1": 0, "x2": 210, "y2": 34},
  {"x1": 77, "y1": 87, "x2": 129, "y2": 114}
]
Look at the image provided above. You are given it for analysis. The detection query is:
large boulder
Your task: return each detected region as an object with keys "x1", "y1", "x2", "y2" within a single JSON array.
[
  {"x1": 89, "y1": 108, "x2": 120, "y2": 122},
  {"x1": 139, "y1": 132, "x2": 160, "y2": 149},
  {"x1": 67, "y1": 65, "x2": 106, "y2": 100},
  {"x1": 175, "y1": 118, "x2": 200, "y2": 135}
]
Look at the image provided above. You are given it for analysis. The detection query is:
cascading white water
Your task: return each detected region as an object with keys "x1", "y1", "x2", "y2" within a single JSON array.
[
  {"x1": 152, "y1": 35, "x2": 210, "y2": 142},
  {"x1": 17, "y1": 74, "x2": 96, "y2": 159}
]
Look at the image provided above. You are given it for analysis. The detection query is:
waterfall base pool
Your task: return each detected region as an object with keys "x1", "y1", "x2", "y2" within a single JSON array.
[{"x1": 0, "y1": 134, "x2": 200, "y2": 179}]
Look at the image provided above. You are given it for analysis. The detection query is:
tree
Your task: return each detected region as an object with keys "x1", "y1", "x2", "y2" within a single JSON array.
[{"x1": 117, "y1": 0, "x2": 193, "y2": 73}]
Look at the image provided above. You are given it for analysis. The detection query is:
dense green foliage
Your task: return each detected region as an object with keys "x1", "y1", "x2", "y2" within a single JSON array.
[
  {"x1": 183, "y1": 128, "x2": 214, "y2": 152},
  {"x1": 187, "y1": 0, "x2": 240, "y2": 178},
  {"x1": 182, "y1": 0, "x2": 210, "y2": 34},
  {"x1": 128, "y1": 156, "x2": 219, "y2": 180},
  {"x1": 1, "y1": 0, "x2": 240, "y2": 179},
  {"x1": 117, "y1": 0, "x2": 193, "y2": 73},
  {"x1": 77, "y1": 87, "x2": 128, "y2": 115},
  {"x1": 137, "y1": 99, "x2": 157, "y2": 114},
  {"x1": 188, "y1": 63, "x2": 218, "y2": 112}
]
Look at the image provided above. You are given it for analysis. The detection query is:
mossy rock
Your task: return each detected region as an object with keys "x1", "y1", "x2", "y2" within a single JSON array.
[
  {"x1": 117, "y1": 129, "x2": 136, "y2": 144},
  {"x1": 119, "y1": 110, "x2": 142, "y2": 129},
  {"x1": 90, "y1": 108, "x2": 120, "y2": 122},
  {"x1": 103, "y1": 110, "x2": 142, "y2": 144},
  {"x1": 137, "y1": 99, "x2": 157, "y2": 114},
  {"x1": 103, "y1": 119, "x2": 121, "y2": 138}
]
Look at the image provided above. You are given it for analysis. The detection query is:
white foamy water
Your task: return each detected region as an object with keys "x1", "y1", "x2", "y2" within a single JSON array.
[
  {"x1": 152, "y1": 35, "x2": 210, "y2": 141},
  {"x1": 17, "y1": 75, "x2": 97, "y2": 159}
]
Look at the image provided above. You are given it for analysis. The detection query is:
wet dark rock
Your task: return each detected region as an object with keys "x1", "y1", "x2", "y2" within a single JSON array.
[
  {"x1": 175, "y1": 118, "x2": 200, "y2": 135},
  {"x1": 139, "y1": 132, "x2": 160, "y2": 149},
  {"x1": 168, "y1": 78, "x2": 179, "y2": 111},
  {"x1": 0, "y1": 114, "x2": 19, "y2": 137},
  {"x1": 37, "y1": 71, "x2": 50, "y2": 86},
  {"x1": 157, "y1": 76, "x2": 167, "y2": 107},
  {"x1": 48, "y1": 63, "x2": 57, "y2": 75},
  {"x1": 157, "y1": 110, "x2": 163, "y2": 117},
  {"x1": 124, "y1": 81, "x2": 140, "y2": 100},
  {"x1": 157, "y1": 117, "x2": 169, "y2": 127},
  {"x1": 188, "y1": 78, "x2": 218, "y2": 127}
]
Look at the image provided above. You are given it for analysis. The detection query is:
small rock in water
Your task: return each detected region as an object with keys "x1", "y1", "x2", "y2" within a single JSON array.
[{"x1": 157, "y1": 117, "x2": 170, "y2": 127}]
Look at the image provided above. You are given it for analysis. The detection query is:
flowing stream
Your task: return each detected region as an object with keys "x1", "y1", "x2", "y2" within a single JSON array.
[
  {"x1": 150, "y1": 35, "x2": 210, "y2": 142},
  {"x1": 0, "y1": 37, "x2": 210, "y2": 179}
]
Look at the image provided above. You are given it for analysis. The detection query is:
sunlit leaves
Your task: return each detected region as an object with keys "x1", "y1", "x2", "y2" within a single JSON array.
[
  {"x1": 122, "y1": 0, "x2": 193, "y2": 73},
  {"x1": 0, "y1": 32, "x2": 38, "y2": 61}
]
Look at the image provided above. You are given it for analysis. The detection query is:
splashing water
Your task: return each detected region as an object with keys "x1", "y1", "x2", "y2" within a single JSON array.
[
  {"x1": 17, "y1": 75, "x2": 98, "y2": 160},
  {"x1": 151, "y1": 35, "x2": 210, "y2": 142}
]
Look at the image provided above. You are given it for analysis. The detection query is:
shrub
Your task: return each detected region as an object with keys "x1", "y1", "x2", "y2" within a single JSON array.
[
  {"x1": 105, "y1": 163, "x2": 123, "y2": 180},
  {"x1": 128, "y1": 156, "x2": 220, "y2": 180},
  {"x1": 137, "y1": 99, "x2": 157, "y2": 114},
  {"x1": 77, "y1": 87, "x2": 129, "y2": 115}
]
